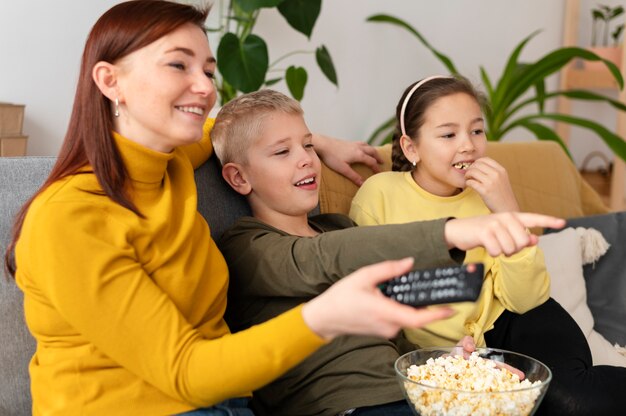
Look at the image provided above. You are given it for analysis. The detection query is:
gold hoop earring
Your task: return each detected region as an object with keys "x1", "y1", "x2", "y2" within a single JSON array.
[{"x1": 114, "y1": 98, "x2": 120, "y2": 118}]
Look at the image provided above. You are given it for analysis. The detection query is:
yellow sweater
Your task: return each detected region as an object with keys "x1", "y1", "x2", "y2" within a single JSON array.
[
  {"x1": 350, "y1": 171, "x2": 549, "y2": 347},
  {"x1": 15, "y1": 121, "x2": 325, "y2": 415}
]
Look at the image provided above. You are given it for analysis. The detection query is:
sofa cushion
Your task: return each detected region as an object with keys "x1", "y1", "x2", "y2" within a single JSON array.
[
  {"x1": 559, "y1": 212, "x2": 626, "y2": 346},
  {"x1": 194, "y1": 155, "x2": 251, "y2": 241},
  {"x1": 483, "y1": 141, "x2": 608, "y2": 218},
  {"x1": 318, "y1": 141, "x2": 609, "y2": 219},
  {"x1": 0, "y1": 157, "x2": 55, "y2": 416},
  {"x1": 319, "y1": 145, "x2": 392, "y2": 216}
]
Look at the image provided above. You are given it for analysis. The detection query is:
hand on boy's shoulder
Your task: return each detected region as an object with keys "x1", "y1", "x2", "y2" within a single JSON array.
[{"x1": 314, "y1": 134, "x2": 384, "y2": 186}]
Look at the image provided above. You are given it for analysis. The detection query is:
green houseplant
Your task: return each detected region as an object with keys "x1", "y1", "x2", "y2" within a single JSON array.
[
  {"x1": 365, "y1": 14, "x2": 626, "y2": 163},
  {"x1": 591, "y1": 4, "x2": 624, "y2": 47},
  {"x1": 586, "y1": 4, "x2": 624, "y2": 70},
  {"x1": 208, "y1": 0, "x2": 337, "y2": 105}
]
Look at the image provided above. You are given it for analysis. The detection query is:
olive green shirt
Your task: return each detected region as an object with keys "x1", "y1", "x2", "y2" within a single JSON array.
[{"x1": 220, "y1": 214, "x2": 462, "y2": 416}]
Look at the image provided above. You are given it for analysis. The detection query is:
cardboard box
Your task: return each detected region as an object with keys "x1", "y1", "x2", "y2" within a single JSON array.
[
  {"x1": 0, "y1": 103, "x2": 26, "y2": 136},
  {"x1": 0, "y1": 135, "x2": 28, "y2": 157}
]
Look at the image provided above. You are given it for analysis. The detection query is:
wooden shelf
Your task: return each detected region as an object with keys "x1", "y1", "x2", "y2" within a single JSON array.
[
  {"x1": 563, "y1": 67, "x2": 621, "y2": 90},
  {"x1": 556, "y1": 0, "x2": 626, "y2": 211}
]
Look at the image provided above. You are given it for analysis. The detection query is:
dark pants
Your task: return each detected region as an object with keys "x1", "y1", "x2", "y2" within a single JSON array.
[
  {"x1": 176, "y1": 398, "x2": 254, "y2": 416},
  {"x1": 485, "y1": 298, "x2": 626, "y2": 416},
  {"x1": 350, "y1": 399, "x2": 414, "y2": 415}
]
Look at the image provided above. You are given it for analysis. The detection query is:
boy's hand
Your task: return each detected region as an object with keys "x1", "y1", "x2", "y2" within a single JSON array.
[
  {"x1": 302, "y1": 258, "x2": 455, "y2": 340},
  {"x1": 465, "y1": 157, "x2": 520, "y2": 212},
  {"x1": 313, "y1": 134, "x2": 383, "y2": 186},
  {"x1": 444, "y1": 213, "x2": 565, "y2": 257}
]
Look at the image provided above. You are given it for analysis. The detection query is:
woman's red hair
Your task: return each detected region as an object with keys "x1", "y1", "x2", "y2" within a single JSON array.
[{"x1": 4, "y1": 0, "x2": 209, "y2": 277}]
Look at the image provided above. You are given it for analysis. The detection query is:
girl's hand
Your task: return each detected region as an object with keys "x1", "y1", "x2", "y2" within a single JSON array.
[
  {"x1": 302, "y1": 258, "x2": 455, "y2": 340},
  {"x1": 450, "y1": 336, "x2": 526, "y2": 380},
  {"x1": 465, "y1": 157, "x2": 520, "y2": 212},
  {"x1": 313, "y1": 134, "x2": 384, "y2": 186},
  {"x1": 456, "y1": 335, "x2": 477, "y2": 354}
]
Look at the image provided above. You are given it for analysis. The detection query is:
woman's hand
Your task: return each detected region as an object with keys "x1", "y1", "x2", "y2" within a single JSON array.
[
  {"x1": 465, "y1": 157, "x2": 520, "y2": 212},
  {"x1": 444, "y1": 212, "x2": 565, "y2": 257},
  {"x1": 313, "y1": 134, "x2": 384, "y2": 186},
  {"x1": 302, "y1": 258, "x2": 455, "y2": 340}
]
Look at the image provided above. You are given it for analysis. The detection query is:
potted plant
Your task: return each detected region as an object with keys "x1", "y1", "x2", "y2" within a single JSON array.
[
  {"x1": 208, "y1": 0, "x2": 337, "y2": 105},
  {"x1": 586, "y1": 4, "x2": 624, "y2": 70},
  {"x1": 364, "y1": 14, "x2": 626, "y2": 164}
]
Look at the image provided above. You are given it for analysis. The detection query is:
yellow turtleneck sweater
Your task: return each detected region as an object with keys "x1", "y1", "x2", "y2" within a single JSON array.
[
  {"x1": 15, "y1": 121, "x2": 325, "y2": 415},
  {"x1": 350, "y1": 171, "x2": 550, "y2": 348}
]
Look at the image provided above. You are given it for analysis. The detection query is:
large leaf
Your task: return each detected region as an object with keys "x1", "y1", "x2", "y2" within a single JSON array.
[
  {"x1": 491, "y1": 47, "x2": 622, "y2": 136},
  {"x1": 613, "y1": 25, "x2": 625, "y2": 44},
  {"x1": 218, "y1": 79, "x2": 237, "y2": 106},
  {"x1": 264, "y1": 77, "x2": 283, "y2": 86},
  {"x1": 505, "y1": 89, "x2": 626, "y2": 122},
  {"x1": 490, "y1": 31, "x2": 540, "y2": 112},
  {"x1": 508, "y1": 113, "x2": 626, "y2": 162},
  {"x1": 315, "y1": 45, "x2": 338, "y2": 86},
  {"x1": 490, "y1": 62, "x2": 531, "y2": 132},
  {"x1": 367, "y1": 116, "x2": 396, "y2": 145},
  {"x1": 479, "y1": 67, "x2": 495, "y2": 134},
  {"x1": 234, "y1": 0, "x2": 285, "y2": 13},
  {"x1": 277, "y1": 0, "x2": 321, "y2": 39},
  {"x1": 498, "y1": 47, "x2": 623, "y2": 121},
  {"x1": 610, "y1": 6, "x2": 624, "y2": 19},
  {"x1": 285, "y1": 66, "x2": 307, "y2": 101},
  {"x1": 534, "y1": 79, "x2": 546, "y2": 113},
  {"x1": 557, "y1": 90, "x2": 626, "y2": 112},
  {"x1": 217, "y1": 33, "x2": 269, "y2": 93},
  {"x1": 366, "y1": 14, "x2": 459, "y2": 75},
  {"x1": 479, "y1": 66, "x2": 494, "y2": 99}
]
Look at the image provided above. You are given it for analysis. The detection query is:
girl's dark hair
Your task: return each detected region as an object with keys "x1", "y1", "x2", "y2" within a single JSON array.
[
  {"x1": 391, "y1": 75, "x2": 488, "y2": 172},
  {"x1": 4, "y1": 0, "x2": 209, "y2": 278}
]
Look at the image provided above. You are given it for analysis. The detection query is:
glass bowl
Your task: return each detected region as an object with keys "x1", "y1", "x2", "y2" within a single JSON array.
[{"x1": 395, "y1": 347, "x2": 552, "y2": 416}]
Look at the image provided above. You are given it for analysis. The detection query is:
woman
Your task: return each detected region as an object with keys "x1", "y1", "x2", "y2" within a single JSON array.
[{"x1": 3, "y1": 1, "x2": 453, "y2": 414}]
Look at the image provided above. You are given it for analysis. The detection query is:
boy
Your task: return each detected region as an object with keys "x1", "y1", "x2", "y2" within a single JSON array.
[{"x1": 211, "y1": 89, "x2": 563, "y2": 416}]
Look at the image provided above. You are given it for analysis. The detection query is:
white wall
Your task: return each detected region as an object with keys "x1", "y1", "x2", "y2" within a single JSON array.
[
  {"x1": 0, "y1": 0, "x2": 120, "y2": 156},
  {"x1": 0, "y1": 0, "x2": 623, "y2": 170},
  {"x1": 568, "y1": 0, "x2": 625, "y2": 169}
]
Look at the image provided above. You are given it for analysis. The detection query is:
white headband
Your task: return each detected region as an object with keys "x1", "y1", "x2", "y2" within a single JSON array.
[{"x1": 399, "y1": 75, "x2": 450, "y2": 136}]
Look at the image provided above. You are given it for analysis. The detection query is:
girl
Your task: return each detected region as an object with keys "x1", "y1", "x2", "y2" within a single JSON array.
[
  {"x1": 1, "y1": 3, "x2": 452, "y2": 415},
  {"x1": 350, "y1": 75, "x2": 626, "y2": 415}
]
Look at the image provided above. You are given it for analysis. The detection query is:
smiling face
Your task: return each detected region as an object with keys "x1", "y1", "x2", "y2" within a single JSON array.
[
  {"x1": 112, "y1": 23, "x2": 216, "y2": 152},
  {"x1": 407, "y1": 92, "x2": 487, "y2": 196},
  {"x1": 239, "y1": 111, "x2": 321, "y2": 226}
]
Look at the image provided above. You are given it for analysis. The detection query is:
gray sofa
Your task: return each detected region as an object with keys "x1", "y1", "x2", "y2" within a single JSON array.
[{"x1": 1, "y1": 152, "x2": 625, "y2": 414}]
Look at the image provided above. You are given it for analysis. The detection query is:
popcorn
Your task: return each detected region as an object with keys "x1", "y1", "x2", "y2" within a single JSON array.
[{"x1": 403, "y1": 352, "x2": 543, "y2": 416}]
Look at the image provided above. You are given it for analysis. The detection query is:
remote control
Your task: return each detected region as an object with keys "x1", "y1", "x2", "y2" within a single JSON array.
[{"x1": 379, "y1": 263, "x2": 484, "y2": 307}]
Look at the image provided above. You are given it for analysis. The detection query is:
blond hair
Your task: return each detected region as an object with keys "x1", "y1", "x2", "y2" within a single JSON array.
[{"x1": 212, "y1": 89, "x2": 304, "y2": 165}]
